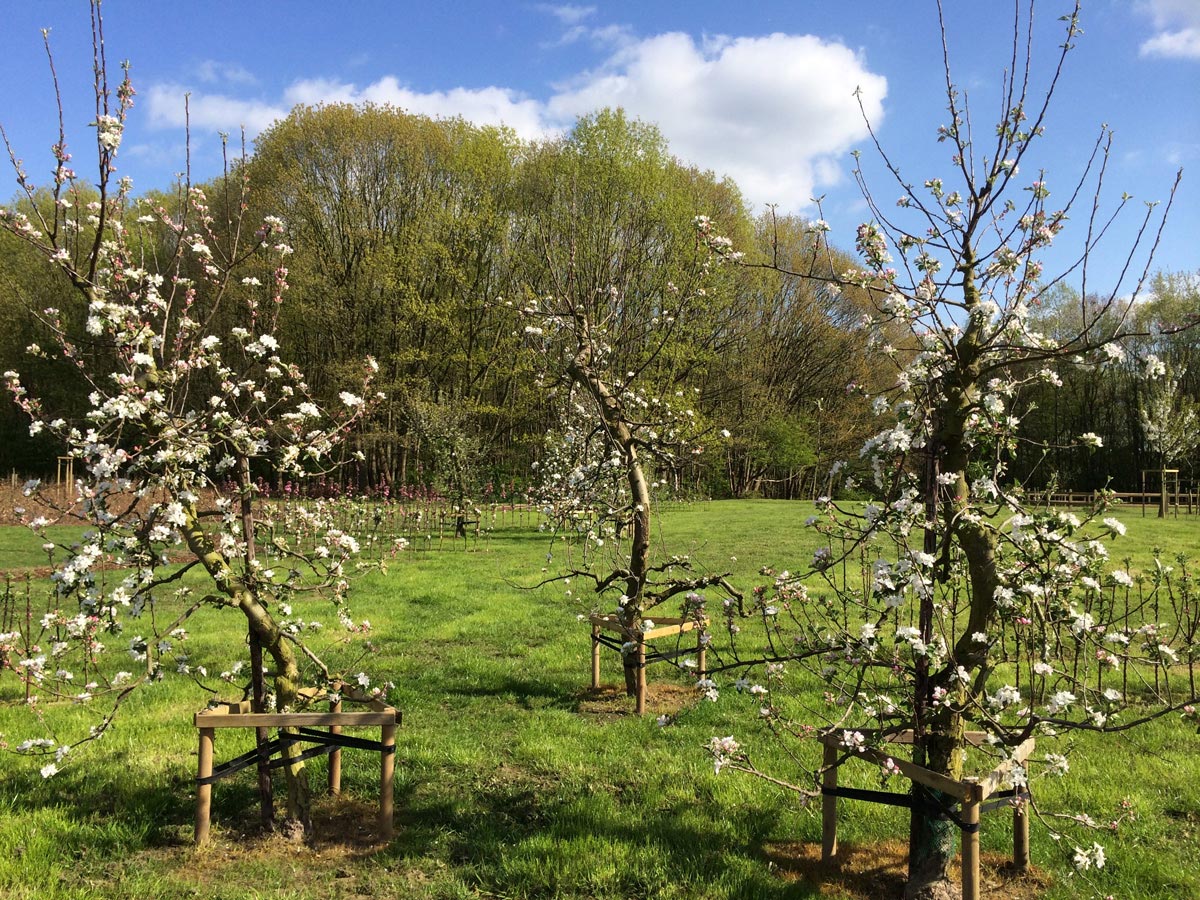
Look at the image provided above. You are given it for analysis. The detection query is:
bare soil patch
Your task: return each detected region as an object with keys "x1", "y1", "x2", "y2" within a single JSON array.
[
  {"x1": 575, "y1": 681, "x2": 696, "y2": 721},
  {"x1": 762, "y1": 840, "x2": 1052, "y2": 900},
  {"x1": 141, "y1": 796, "x2": 398, "y2": 896}
]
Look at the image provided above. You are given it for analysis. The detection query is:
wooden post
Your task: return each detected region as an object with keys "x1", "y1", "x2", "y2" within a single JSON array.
[
  {"x1": 1013, "y1": 799, "x2": 1030, "y2": 871},
  {"x1": 635, "y1": 638, "x2": 647, "y2": 715},
  {"x1": 329, "y1": 695, "x2": 343, "y2": 795},
  {"x1": 697, "y1": 633, "x2": 707, "y2": 678},
  {"x1": 821, "y1": 741, "x2": 839, "y2": 861},
  {"x1": 249, "y1": 632, "x2": 273, "y2": 825},
  {"x1": 961, "y1": 785, "x2": 982, "y2": 900},
  {"x1": 591, "y1": 623, "x2": 601, "y2": 689},
  {"x1": 379, "y1": 720, "x2": 396, "y2": 840},
  {"x1": 195, "y1": 727, "x2": 215, "y2": 844}
]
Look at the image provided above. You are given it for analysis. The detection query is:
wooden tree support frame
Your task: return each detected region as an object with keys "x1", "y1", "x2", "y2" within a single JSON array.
[
  {"x1": 194, "y1": 690, "x2": 401, "y2": 844},
  {"x1": 819, "y1": 729, "x2": 1035, "y2": 900},
  {"x1": 589, "y1": 613, "x2": 708, "y2": 715}
]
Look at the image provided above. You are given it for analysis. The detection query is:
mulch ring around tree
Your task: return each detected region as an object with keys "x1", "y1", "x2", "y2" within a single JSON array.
[{"x1": 762, "y1": 840, "x2": 1052, "y2": 900}]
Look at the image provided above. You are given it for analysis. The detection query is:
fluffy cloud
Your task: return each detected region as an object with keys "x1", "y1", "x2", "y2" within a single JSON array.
[
  {"x1": 546, "y1": 32, "x2": 886, "y2": 212},
  {"x1": 145, "y1": 77, "x2": 551, "y2": 142},
  {"x1": 144, "y1": 28, "x2": 885, "y2": 214},
  {"x1": 1138, "y1": 0, "x2": 1200, "y2": 59}
]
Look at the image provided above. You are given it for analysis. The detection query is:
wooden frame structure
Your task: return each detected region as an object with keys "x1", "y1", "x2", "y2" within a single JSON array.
[
  {"x1": 194, "y1": 690, "x2": 400, "y2": 844},
  {"x1": 819, "y1": 729, "x2": 1035, "y2": 900},
  {"x1": 1141, "y1": 468, "x2": 1181, "y2": 518},
  {"x1": 589, "y1": 613, "x2": 708, "y2": 715}
]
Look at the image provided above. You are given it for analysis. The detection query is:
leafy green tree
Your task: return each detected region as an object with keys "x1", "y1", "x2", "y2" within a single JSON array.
[
  {"x1": 708, "y1": 213, "x2": 887, "y2": 498},
  {"x1": 250, "y1": 105, "x2": 530, "y2": 487}
]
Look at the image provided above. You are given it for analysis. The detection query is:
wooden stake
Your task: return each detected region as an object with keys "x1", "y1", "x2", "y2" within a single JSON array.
[
  {"x1": 961, "y1": 786, "x2": 982, "y2": 900},
  {"x1": 821, "y1": 742, "x2": 839, "y2": 861},
  {"x1": 379, "y1": 721, "x2": 396, "y2": 840},
  {"x1": 249, "y1": 630, "x2": 273, "y2": 825},
  {"x1": 195, "y1": 727, "x2": 214, "y2": 844},
  {"x1": 241, "y1": 457, "x2": 274, "y2": 827},
  {"x1": 635, "y1": 639, "x2": 647, "y2": 715},
  {"x1": 1013, "y1": 799, "x2": 1030, "y2": 871},
  {"x1": 329, "y1": 695, "x2": 343, "y2": 795}
]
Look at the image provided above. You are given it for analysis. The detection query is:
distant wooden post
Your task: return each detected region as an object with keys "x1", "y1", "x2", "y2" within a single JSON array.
[
  {"x1": 821, "y1": 741, "x2": 839, "y2": 861},
  {"x1": 590, "y1": 623, "x2": 601, "y2": 689},
  {"x1": 56, "y1": 456, "x2": 74, "y2": 502}
]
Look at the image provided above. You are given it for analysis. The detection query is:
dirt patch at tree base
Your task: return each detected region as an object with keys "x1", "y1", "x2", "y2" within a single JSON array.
[
  {"x1": 575, "y1": 682, "x2": 697, "y2": 720},
  {"x1": 143, "y1": 797, "x2": 400, "y2": 896},
  {"x1": 762, "y1": 840, "x2": 1052, "y2": 900}
]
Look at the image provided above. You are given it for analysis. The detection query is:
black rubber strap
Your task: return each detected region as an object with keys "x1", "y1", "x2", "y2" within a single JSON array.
[
  {"x1": 821, "y1": 785, "x2": 913, "y2": 808},
  {"x1": 198, "y1": 738, "x2": 285, "y2": 785},
  {"x1": 286, "y1": 726, "x2": 394, "y2": 754},
  {"x1": 822, "y1": 783, "x2": 982, "y2": 833}
]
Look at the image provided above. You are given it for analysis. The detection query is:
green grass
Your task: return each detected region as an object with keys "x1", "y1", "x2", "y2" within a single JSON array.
[{"x1": 0, "y1": 500, "x2": 1197, "y2": 899}]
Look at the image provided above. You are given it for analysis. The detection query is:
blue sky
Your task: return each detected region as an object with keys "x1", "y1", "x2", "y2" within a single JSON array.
[{"x1": 1, "y1": 1, "x2": 1196, "y2": 294}]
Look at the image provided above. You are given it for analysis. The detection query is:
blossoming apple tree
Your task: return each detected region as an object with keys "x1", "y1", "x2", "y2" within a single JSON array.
[
  {"x1": 522, "y1": 254, "x2": 744, "y2": 711},
  {"x1": 515, "y1": 114, "x2": 747, "y2": 709},
  {"x1": 703, "y1": 3, "x2": 1195, "y2": 898},
  {"x1": 0, "y1": 9, "x2": 382, "y2": 836}
]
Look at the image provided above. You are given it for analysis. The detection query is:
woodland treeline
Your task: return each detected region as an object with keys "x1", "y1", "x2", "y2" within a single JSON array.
[{"x1": 0, "y1": 105, "x2": 1196, "y2": 499}]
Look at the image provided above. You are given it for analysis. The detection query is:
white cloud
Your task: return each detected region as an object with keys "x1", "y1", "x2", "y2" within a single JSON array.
[
  {"x1": 1140, "y1": 27, "x2": 1200, "y2": 59},
  {"x1": 144, "y1": 83, "x2": 287, "y2": 135},
  {"x1": 546, "y1": 32, "x2": 887, "y2": 213},
  {"x1": 142, "y1": 28, "x2": 885, "y2": 214},
  {"x1": 535, "y1": 4, "x2": 596, "y2": 26},
  {"x1": 194, "y1": 60, "x2": 259, "y2": 87},
  {"x1": 1138, "y1": 0, "x2": 1200, "y2": 59}
]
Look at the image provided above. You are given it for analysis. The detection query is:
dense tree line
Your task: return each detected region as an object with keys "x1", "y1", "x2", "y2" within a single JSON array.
[
  {"x1": 1011, "y1": 272, "x2": 1200, "y2": 495},
  {"x1": 0, "y1": 104, "x2": 1194, "y2": 498}
]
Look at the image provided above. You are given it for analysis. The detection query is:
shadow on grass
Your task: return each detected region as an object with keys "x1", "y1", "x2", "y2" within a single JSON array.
[
  {"x1": 3, "y1": 734, "x2": 839, "y2": 898},
  {"x1": 438, "y1": 673, "x2": 579, "y2": 711},
  {"x1": 381, "y1": 768, "x2": 822, "y2": 899},
  {"x1": 0, "y1": 745, "x2": 194, "y2": 848}
]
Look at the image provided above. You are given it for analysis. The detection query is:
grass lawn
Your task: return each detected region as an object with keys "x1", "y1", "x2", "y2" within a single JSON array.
[{"x1": 0, "y1": 499, "x2": 1197, "y2": 899}]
